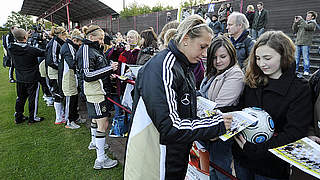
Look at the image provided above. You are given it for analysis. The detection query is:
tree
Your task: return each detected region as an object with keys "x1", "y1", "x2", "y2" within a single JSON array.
[
  {"x1": 181, "y1": 0, "x2": 207, "y2": 8},
  {"x1": 120, "y1": 2, "x2": 173, "y2": 17},
  {"x1": 4, "y1": 11, "x2": 34, "y2": 30}
]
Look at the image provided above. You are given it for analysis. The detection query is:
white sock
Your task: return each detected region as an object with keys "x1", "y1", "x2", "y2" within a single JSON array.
[
  {"x1": 91, "y1": 128, "x2": 97, "y2": 145},
  {"x1": 54, "y1": 102, "x2": 62, "y2": 121},
  {"x1": 96, "y1": 137, "x2": 105, "y2": 162},
  {"x1": 60, "y1": 104, "x2": 65, "y2": 119}
]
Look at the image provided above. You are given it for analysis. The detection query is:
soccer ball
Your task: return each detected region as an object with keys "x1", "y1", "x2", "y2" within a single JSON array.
[{"x1": 241, "y1": 107, "x2": 275, "y2": 144}]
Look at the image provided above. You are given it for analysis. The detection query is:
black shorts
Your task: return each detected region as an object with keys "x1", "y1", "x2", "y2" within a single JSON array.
[{"x1": 86, "y1": 100, "x2": 110, "y2": 119}]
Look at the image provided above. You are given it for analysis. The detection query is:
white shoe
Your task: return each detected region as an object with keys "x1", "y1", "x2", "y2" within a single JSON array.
[
  {"x1": 76, "y1": 118, "x2": 86, "y2": 124},
  {"x1": 46, "y1": 99, "x2": 54, "y2": 106},
  {"x1": 93, "y1": 156, "x2": 118, "y2": 169},
  {"x1": 303, "y1": 71, "x2": 310, "y2": 76},
  {"x1": 88, "y1": 142, "x2": 109, "y2": 150},
  {"x1": 65, "y1": 121, "x2": 80, "y2": 129}
]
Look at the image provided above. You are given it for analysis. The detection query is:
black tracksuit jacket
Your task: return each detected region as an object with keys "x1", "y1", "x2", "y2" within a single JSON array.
[
  {"x1": 8, "y1": 42, "x2": 45, "y2": 83},
  {"x1": 125, "y1": 40, "x2": 226, "y2": 180}
]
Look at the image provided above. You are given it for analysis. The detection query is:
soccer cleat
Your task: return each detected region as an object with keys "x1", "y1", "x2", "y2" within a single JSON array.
[
  {"x1": 76, "y1": 117, "x2": 86, "y2": 124},
  {"x1": 34, "y1": 117, "x2": 44, "y2": 122},
  {"x1": 9, "y1": 79, "x2": 16, "y2": 83},
  {"x1": 88, "y1": 142, "x2": 109, "y2": 150},
  {"x1": 55, "y1": 119, "x2": 66, "y2": 125},
  {"x1": 65, "y1": 121, "x2": 80, "y2": 129},
  {"x1": 28, "y1": 117, "x2": 44, "y2": 125},
  {"x1": 15, "y1": 116, "x2": 28, "y2": 124},
  {"x1": 45, "y1": 97, "x2": 54, "y2": 106},
  {"x1": 93, "y1": 157, "x2": 118, "y2": 170}
]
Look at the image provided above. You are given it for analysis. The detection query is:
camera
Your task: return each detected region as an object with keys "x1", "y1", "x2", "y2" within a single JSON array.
[{"x1": 141, "y1": 47, "x2": 155, "y2": 55}]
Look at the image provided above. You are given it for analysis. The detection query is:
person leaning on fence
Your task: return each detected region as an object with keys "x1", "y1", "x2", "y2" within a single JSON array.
[
  {"x1": 2, "y1": 26, "x2": 18, "y2": 83},
  {"x1": 231, "y1": 31, "x2": 313, "y2": 180},
  {"x1": 199, "y1": 36, "x2": 245, "y2": 180},
  {"x1": 245, "y1": 5, "x2": 255, "y2": 36},
  {"x1": 46, "y1": 26, "x2": 68, "y2": 125},
  {"x1": 158, "y1": 20, "x2": 180, "y2": 51},
  {"x1": 76, "y1": 25, "x2": 118, "y2": 170},
  {"x1": 292, "y1": 10, "x2": 318, "y2": 76},
  {"x1": 227, "y1": 12, "x2": 255, "y2": 69},
  {"x1": 60, "y1": 29, "x2": 85, "y2": 130},
  {"x1": 209, "y1": 14, "x2": 223, "y2": 37},
  {"x1": 8, "y1": 28, "x2": 45, "y2": 124},
  {"x1": 124, "y1": 14, "x2": 232, "y2": 180},
  {"x1": 136, "y1": 27, "x2": 158, "y2": 65}
]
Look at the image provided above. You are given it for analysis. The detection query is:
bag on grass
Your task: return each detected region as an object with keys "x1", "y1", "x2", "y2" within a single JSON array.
[{"x1": 109, "y1": 114, "x2": 130, "y2": 137}]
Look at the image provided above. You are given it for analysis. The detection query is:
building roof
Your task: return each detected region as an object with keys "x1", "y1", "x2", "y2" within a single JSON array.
[{"x1": 20, "y1": 0, "x2": 119, "y2": 24}]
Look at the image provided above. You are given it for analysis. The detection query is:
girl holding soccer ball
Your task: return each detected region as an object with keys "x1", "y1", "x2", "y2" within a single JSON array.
[{"x1": 233, "y1": 31, "x2": 313, "y2": 180}]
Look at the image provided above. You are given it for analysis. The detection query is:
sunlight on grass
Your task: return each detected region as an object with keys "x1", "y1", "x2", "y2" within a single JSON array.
[{"x1": 0, "y1": 41, "x2": 123, "y2": 179}]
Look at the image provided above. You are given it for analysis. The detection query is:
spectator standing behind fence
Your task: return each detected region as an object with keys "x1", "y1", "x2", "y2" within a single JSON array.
[
  {"x1": 252, "y1": 2, "x2": 268, "y2": 40},
  {"x1": 218, "y1": 3, "x2": 233, "y2": 33},
  {"x1": 227, "y1": 12, "x2": 255, "y2": 69},
  {"x1": 76, "y1": 25, "x2": 118, "y2": 169},
  {"x1": 292, "y1": 11, "x2": 318, "y2": 76},
  {"x1": 245, "y1": 5, "x2": 255, "y2": 36},
  {"x1": 158, "y1": 20, "x2": 180, "y2": 51},
  {"x1": 136, "y1": 27, "x2": 158, "y2": 65},
  {"x1": 209, "y1": 14, "x2": 223, "y2": 37},
  {"x1": 232, "y1": 31, "x2": 313, "y2": 180},
  {"x1": 199, "y1": 36, "x2": 244, "y2": 180},
  {"x1": 8, "y1": 28, "x2": 45, "y2": 124},
  {"x1": 118, "y1": 30, "x2": 140, "y2": 65},
  {"x1": 166, "y1": 12, "x2": 172, "y2": 23},
  {"x1": 2, "y1": 26, "x2": 18, "y2": 83},
  {"x1": 124, "y1": 14, "x2": 232, "y2": 180},
  {"x1": 46, "y1": 26, "x2": 68, "y2": 125}
]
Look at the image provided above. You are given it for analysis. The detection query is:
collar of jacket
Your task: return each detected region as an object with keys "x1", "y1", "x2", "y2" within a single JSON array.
[
  {"x1": 168, "y1": 40, "x2": 197, "y2": 71},
  {"x1": 54, "y1": 36, "x2": 65, "y2": 46},
  {"x1": 66, "y1": 38, "x2": 79, "y2": 51},
  {"x1": 231, "y1": 29, "x2": 250, "y2": 45},
  {"x1": 262, "y1": 65, "x2": 296, "y2": 96},
  {"x1": 83, "y1": 39, "x2": 104, "y2": 52}
]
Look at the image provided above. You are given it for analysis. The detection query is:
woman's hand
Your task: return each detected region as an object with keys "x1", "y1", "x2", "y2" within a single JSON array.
[
  {"x1": 222, "y1": 114, "x2": 232, "y2": 130},
  {"x1": 234, "y1": 134, "x2": 246, "y2": 149},
  {"x1": 125, "y1": 44, "x2": 131, "y2": 51},
  {"x1": 111, "y1": 62, "x2": 118, "y2": 71}
]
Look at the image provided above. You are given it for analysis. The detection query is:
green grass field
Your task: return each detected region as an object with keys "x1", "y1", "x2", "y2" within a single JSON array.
[{"x1": 0, "y1": 41, "x2": 123, "y2": 179}]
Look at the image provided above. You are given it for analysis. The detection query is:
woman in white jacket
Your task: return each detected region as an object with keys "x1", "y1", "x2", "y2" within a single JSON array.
[{"x1": 199, "y1": 35, "x2": 244, "y2": 180}]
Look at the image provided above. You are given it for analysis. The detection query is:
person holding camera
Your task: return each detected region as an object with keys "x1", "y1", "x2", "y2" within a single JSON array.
[
  {"x1": 2, "y1": 26, "x2": 18, "y2": 83},
  {"x1": 292, "y1": 11, "x2": 318, "y2": 76},
  {"x1": 8, "y1": 28, "x2": 45, "y2": 124},
  {"x1": 136, "y1": 28, "x2": 158, "y2": 65}
]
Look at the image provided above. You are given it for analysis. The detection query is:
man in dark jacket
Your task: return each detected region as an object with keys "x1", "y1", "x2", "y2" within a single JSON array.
[
  {"x1": 8, "y1": 28, "x2": 45, "y2": 124},
  {"x1": 252, "y1": 2, "x2": 268, "y2": 39},
  {"x1": 209, "y1": 14, "x2": 223, "y2": 36},
  {"x1": 292, "y1": 11, "x2": 317, "y2": 75},
  {"x1": 227, "y1": 12, "x2": 255, "y2": 68},
  {"x1": 2, "y1": 26, "x2": 18, "y2": 83}
]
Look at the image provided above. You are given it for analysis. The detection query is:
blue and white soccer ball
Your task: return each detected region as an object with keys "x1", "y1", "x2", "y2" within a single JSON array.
[{"x1": 241, "y1": 107, "x2": 275, "y2": 144}]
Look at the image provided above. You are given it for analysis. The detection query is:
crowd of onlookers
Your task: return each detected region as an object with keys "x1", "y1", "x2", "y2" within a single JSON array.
[{"x1": 2, "y1": 0, "x2": 320, "y2": 179}]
